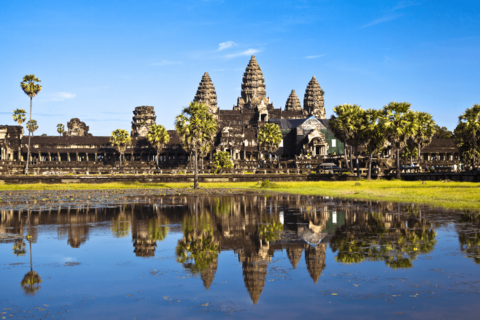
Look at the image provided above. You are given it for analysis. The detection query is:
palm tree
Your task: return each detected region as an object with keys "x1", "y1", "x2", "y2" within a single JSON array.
[
  {"x1": 380, "y1": 102, "x2": 418, "y2": 179},
  {"x1": 57, "y1": 123, "x2": 65, "y2": 136},
  {"x1": 147, "y1": 124, "x2": 170, "y2": 168},
  {"x1": 362, "y1": 109, "x2": 386, "y2": 180},
  {"x1": 257, "y1": 123, "x2": 282, "y2": 166},
  {"x1": 20, "y1": 75, "x2": 42, "y2": 175},
  {"x1": 455, "y1": 104, "x2": 480, "y2": 168},
  {"x1": 175, "y1": 102, "x2": 217, "y2": 189},
  {"x1": 13, "y1": 109, "x2": 27, "y2": 126},
  {"x1": 110, "y1": 129, "x2": 132, "y2": 168},
  {"x1": 410, "y1": 112, "x2": 436, "y2": 165},
  {"x1": 26, "y1": 120, "x2": 38, "y2": 136},
  {"x1": 21, "y1": 237, "x2": 42, "y2": 296},
  {"x1": 330, "y1": 104, "x2": 366, "y2": 178}
]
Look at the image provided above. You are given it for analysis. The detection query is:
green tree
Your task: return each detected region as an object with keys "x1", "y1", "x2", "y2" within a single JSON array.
[
  {"x1": 433, "y1": 125, "x2": 454, "y2": 139},
  {"x1": 410, "y1": 112, "x2": 436, "y2": 165},
  {"x1": 257, "y1": 123, "x2": 282, "y2": 165},
  {"x1": 26, "y1": 120, "x2": 38, "y2": 135},
  {"x1": 110, "y1": 129, "x2": 132, "y2": 168},
  {"x1": 362, "y1": 109, "x2": 386, "y2": 180},
  {"x1": 175, "y1": 102, "x2": 217, "y2": 189},
  {"x1": 380, "y1": 102, "x2": 418, "y2": 179},
  {"x1": 13, "y1": 109, "x2": 26, "y2": 126},
  {"x1": 330, "y1": 104, "x2": 366, "y2": 178},
  {"x1": 212, "y1": 151, "x2": 233, "y2": 174},
  {"x1": 57, "y1": 123, "x2": 65, "y2": 136},
  {"x1": 401, "y1": 145, "x2": 419, "y2": 165},
  {"x1": 147, "y1": 124, "x2": 170, "y2": 168},
  {"x1": 20, "y1": 75, "x2": 42, "y2": 175},
  {"x1": 454, "y1": 104, "x2": 480, "y2": 168}
]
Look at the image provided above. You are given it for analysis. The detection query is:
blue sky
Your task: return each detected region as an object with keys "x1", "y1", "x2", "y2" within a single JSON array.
[{"x1": 1, "y1": 0, "x2": 479, "y2": 136}]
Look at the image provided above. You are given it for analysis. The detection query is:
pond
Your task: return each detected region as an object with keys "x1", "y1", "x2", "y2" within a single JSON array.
[{"x1": 1, "y1": 193, "x2": 479, "y2": 319}]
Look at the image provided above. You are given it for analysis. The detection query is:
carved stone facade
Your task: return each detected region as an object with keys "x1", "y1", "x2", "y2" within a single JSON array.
[
  {"x1": 131, "y1": 106, "x2": 156, "y2": 137},
  {"x1": 303, "y1": 76, "x2": 326, "y2": 119},
  {"x1": 64, "y1": 118, "x2": 92, "y2": 137}
]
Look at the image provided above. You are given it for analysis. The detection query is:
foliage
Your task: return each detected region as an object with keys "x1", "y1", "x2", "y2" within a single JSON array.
[
  {"x1": 21, "y1": 271, "x2": 42, "y2": 296},
  {"x1": 13, "y1": 109, "x2": 26, "y2": 126},
  {"x1": 401, "y1": 145, "x2": 419, "y2": 160},
  {"x1": 111, "y1": 214, "x2": 131, "y2": 238},
  {"x1": 455, "y1": 104, "x2": 480, "y2": 167},
  {"x1": 148, "y1": 217, "x2": 169, "y2": 242},
  {"x1": 258, "y1": 220, "x2": 283, "y2": 242},
  {"x1": 57, "y1": 123, "x2": 65, "y2": 135},
  {"x1": 212, "y1": 151, "x2": 233, "y2": 173},
  {"x1": 20, "y1": 75, "x2": 42, "y2": 98},
  {"x1": 175, "y1": 102, "x2": 217, "y2": 188},
  {"x1": 260, "y1": 179, "x2": 280, "y2": 189},
  {"x1": 147, "y1": 124, "x2": 170, "y2": 164},
  {"x1": 110, "y1": 129, "x2": 132, "y2": 167},
  {"x1": 433, "y1": 124, "x2": 454, "y2": 139},
  {"x1": 26, "y1": 120, "x2": 38, "y2": 134},
  {"x1": 361, "y1": 109, "x2": 387, "y2": 179},
  {"x1": 410, "y1": 112, "x2": 436, "y2": 162},
  {"x1": 258, "y1": 123, "x2": 283, "y2": 154},
  {"x1": 12, "y1": 240, "x2": 26, "y2": 256}
]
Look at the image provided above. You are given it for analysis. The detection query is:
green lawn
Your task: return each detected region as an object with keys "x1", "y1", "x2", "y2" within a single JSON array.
[{"x1": 1, "y1": 180, "x2": 479, "y2": 212}]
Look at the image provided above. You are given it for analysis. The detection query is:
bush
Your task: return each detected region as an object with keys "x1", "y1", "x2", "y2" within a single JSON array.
[{"x1": 260, "y1": 180, "x2": 280, "y2": 189}]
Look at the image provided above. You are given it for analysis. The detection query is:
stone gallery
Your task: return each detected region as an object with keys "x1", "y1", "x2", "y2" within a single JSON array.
[{"x1": 0, "y1": 56, "x2": 457, "y2": 175}]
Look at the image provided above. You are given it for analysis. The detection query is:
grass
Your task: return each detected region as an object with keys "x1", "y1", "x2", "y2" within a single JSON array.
[{"x1": 1, "y1": 180, "x2": 479, "y2": 212}]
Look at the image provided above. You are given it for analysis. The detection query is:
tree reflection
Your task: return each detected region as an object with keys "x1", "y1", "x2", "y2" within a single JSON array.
[
  {"x1": 12, "y1": 240, "x2": 26, "y2": 256},
  {"x1": 21, "y1": 237, "x2": 42, "y2": 296},
  {"x1": 330, "y1": 210, "x2": 436, "y2": 269},
  {"x1": 456, "y1": 214, "x2": 480, "y2": 264}
]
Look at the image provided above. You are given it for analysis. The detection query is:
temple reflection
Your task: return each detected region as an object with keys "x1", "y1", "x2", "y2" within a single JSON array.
[{"x1": 0, "y1": 195, "x2": 442, "y2": 304}]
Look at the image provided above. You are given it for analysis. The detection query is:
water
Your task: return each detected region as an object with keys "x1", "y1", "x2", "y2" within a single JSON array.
[{"x1": 1, "y1": 194, "x2": 479, "y2": 319}]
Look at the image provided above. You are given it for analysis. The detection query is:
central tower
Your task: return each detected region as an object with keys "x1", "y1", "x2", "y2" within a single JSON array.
[{"x1": 234, "y1": 56, "x2": 272, "y2": 112}]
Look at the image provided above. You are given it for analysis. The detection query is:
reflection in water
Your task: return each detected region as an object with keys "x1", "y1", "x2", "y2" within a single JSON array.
[
  {"x1": 0, "y1": 194, "x2": 465, "y2": 305},
  {"x1": 21, "y1": 239, "x2": 42, "y2": 296},
  {"x1": 457, "y1": 214, "x2": 480, "y2": 264}
]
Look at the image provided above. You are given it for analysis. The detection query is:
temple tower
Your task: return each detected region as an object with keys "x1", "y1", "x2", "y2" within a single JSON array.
[
  {"x1": 235, "y1": 56, "x2": 271, "y2": 112},
  {"x1": 194, "y1": 72, "x2": 218, "y2": 116},
  {"x1": 284, "y1": 90, "x2": 302, "y2": 112},
  {"x1": 303, "y1": 76, "x2": 326, "y2": 119},
  {"x1": 131, "y1": 106, "x2": 156, "y2": 137}
]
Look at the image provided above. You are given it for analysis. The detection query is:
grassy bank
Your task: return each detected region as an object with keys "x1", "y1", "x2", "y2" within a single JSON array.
[{"x1": 1, "y1": 180, "x2": 479, "y2": 212}]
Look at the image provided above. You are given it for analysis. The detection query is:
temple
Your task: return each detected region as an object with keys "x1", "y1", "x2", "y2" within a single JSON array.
[{"x1": 0, "y1": 55, "x2": 459, "y2": 175}]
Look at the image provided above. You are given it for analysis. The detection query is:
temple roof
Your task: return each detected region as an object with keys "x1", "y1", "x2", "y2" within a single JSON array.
[
  {"x1": 240, "y1": 55, "x2": 267, "y2": 103},
  {"x1": 304, "y1": 76, "x2": 326, "y2": 119},
  {"x1": 194, "y1": 72, "x2": 218, "y2": 113},
  {"x1": 285, "y1": 90, "x2": 302, "y2": 111}
]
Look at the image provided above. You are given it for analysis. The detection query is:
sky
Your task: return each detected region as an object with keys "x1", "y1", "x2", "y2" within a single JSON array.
[{"x1": 1, "y1": 0, "x2": 480, "y2": 136}]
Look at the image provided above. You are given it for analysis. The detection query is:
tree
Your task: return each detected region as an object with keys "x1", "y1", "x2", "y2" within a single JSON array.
[
  {"x1": 362, "y1": 109, "x2": 386, "y2": 180},
  {"x1": 330, "y1": 104, "x2": 366, "y2": 178},
  {"x1": 26, "y1": 120, "x2": 38, "y2": 136},
  {"x1": 212, "y1": 151, "x2": 233, "y2": 174},
  {"x1": 401, "y1": 145, "x2": 419, "y2": 165},
  {"x1": 110, "y1": 129, "x2": 132, "y2": 168},
  {"x1": 175, "y1": 102, "x2": 217, "y2": 189},
  {"x1": 257, "y1": 123, "x2": 282, "y2": 166},
  {"x1": 20, "y1": 75, "x2": 42, "y2": 175},
  {"x1": 147, "y1": 124, "x2": 170, "y2": 168},
  {"x1": 57, "y1": 123, "x2": 65, "y2": 136},
  {"x1": 410, "y1": 112, "x2": 436, "y2": 165},
  {"x1": 13, "y1": 109, "x2": 26, "y2": 126},
  {"x1": 380, "y1": 102, "x2": 418, "y2": 179},
  {"x1": 455, "y1": 104, "x2": 480, "y2": 168},
  {"x1": 433, "y1": 125, "x2": 454, "y2": 139}
]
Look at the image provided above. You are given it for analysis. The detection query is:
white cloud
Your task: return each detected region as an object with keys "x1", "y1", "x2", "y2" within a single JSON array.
[
  {"x1": 218, "y1": 41, "x2": 237, "y2": 51},
  {"x1": 304, "y1": 54, "x2": 326, "y2": 59},
  {"x1": 43, "y1": 92, "x2": 76, "y2": 102},
  {"x1": 392, "y1": 1, "x2": 420, "y2": 11},
  {"x1": 152, "y1": 60, "x2": 182, "y2": 66},
  {"x1": 361, "y1": 15, "x2": 399, "y2": 28},
  {"x1": 225, "y1": 48, "x2": 260, "y2": 58}
]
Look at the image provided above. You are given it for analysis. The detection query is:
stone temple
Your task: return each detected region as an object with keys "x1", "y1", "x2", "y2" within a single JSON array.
[{"x1": 0, "y1": 55, "x2": 459, "y2": 174}]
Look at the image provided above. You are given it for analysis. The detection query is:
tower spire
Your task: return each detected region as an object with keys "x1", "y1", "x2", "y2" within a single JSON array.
[
  {"x1": 193, "y1": 72, "x2": 218, "y2": 115},
  {"x1": 303, "y1": 76, "x2": 326, "y2": 119}
]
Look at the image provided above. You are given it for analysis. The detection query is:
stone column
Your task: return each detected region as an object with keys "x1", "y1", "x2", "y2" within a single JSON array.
[
  {"x1": 68, "y1": 153, "x2": 71, "y2": 161},
  {"x1": 57, "y1": 152, "x2": 60, "y2": 162},
  {"x1": 48, "y1": 152, "x2": 52, "y2": 162},
  {"x1": 94, "y1": 153, "x2": 97, "y2": 162}
]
